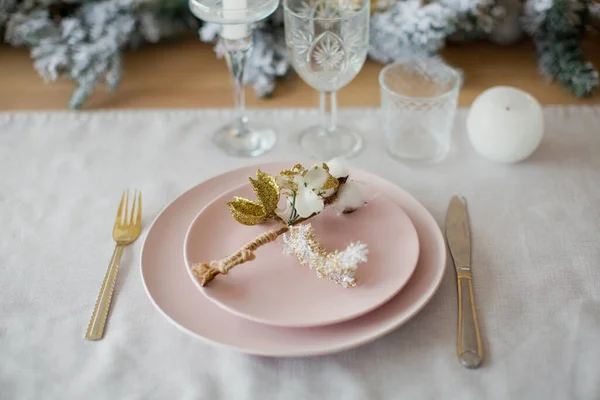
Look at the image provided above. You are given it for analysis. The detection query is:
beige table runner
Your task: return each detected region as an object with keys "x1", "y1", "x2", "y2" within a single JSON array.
[{"x1": 1, "y1": 107, "x2": 599, "y2": 399}]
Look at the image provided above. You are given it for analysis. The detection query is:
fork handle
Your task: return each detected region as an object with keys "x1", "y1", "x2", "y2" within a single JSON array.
[
  {"x1": 85, "y1": 245, "x2": 124, "y2": 340},
  {"x1": 457, "y1": 272, "x2": 484, "y2": 368}
]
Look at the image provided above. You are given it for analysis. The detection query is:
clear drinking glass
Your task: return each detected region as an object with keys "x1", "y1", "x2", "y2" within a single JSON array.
[
  {"x1": 189, "y1": 0, "x2": 280, "y2": 157},
  {"x1": 283, "y1": 0, "x2": 369, "y2": 159},
  {"x1": 379, "y1": 59, "x2": 461, "y2": 164}
]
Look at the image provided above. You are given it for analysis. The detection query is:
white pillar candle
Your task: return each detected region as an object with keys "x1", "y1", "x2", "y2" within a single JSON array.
[
  {"x1": 466, "y1": 86, "x2": 544, "y2": 163},
  {"x1": 222, "y1": 0, "x2": 249, "y2": 40}
]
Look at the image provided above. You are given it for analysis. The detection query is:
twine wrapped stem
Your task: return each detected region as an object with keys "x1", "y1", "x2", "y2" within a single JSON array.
[{"x1": 191, "y1": 225, "x2": 289, "y2": 286}]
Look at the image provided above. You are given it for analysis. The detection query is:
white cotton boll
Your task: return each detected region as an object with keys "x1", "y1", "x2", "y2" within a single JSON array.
[
  {"x1": 333, "y1": 181, "x2": 366, "y2": 214},
  {"x1": 326, "y1": 157, "x2": 349, "y2": 178}
]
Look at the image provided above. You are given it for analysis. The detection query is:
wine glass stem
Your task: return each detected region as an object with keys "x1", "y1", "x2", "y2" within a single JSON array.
[
  {"x1": 320, "y1": 91, "x2": 337, "y2": 137},
  {"x1": 222, "y1": 34, "x2": 253, "y2": 135}
]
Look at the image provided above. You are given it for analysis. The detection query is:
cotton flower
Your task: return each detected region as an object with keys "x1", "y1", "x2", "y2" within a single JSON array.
[
  {"x1": 275, "y1": 161, "x2": 363, "y2": 221},
  {"x1": 294, "y1": 164, "x2": 339, "y2": 218},
  {"x1": 326, "y1": 157, "x2": 349, "y2": 178},
  {"x1": 295, "y1": 184, "x2": 324, "y2": 218},
  {"x1": 324, "y1": 158, "x2": 366, "y2": 214},
  {"x1": 275, "y1": 163, "x2": 304, "y2": 192},
  {"x1": 332, "y1": 180, "x2": 366, "y2": 214},
  {"x1": 276, "y1": 194, "x2": 295, "y2": 217}
]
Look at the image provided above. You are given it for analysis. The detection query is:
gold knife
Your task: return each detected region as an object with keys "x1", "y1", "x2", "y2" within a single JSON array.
[{"x1": 445, "y1": 196, "x2": 484, "y2": 368}]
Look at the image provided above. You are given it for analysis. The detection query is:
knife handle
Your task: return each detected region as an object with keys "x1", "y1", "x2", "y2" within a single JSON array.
[{"x1": 457, "y1": 272, "x2": 484, "y2": 368}]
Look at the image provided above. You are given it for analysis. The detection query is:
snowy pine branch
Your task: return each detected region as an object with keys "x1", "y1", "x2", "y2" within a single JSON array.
[
  {"x1": 369, "y1": 0, "x2": 456, "y2": 63},
  {"x1": 3, "y1": 0, "x2": 199, "y2": 109},
  {"x1": 369, "y1": 0, "x2": 502, "y2": 64},
  {"x1": 2, "y1": 0, "x2": 599, "y2": 107},
  {"x1": 523, "y1": 0, "x2": 598, "y2": 97}
]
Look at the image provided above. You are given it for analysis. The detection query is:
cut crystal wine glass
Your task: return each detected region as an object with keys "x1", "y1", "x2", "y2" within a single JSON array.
[
  {"x1": 283, "y1": 0, "x2": 369, "y2": 159},
  {"x1": 189, "y1": 0, "x2": 280, "y2": 157}
]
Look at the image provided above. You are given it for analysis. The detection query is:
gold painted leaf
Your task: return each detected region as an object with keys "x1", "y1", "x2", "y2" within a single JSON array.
[
  {"x1": 249, "y1": 170, "x2": 280, "y2": 217},
  {"x1": 227, "y1": 197, "x2": 267, "y2": 226},
  {"x1": 322, "y1": 174, "x2": 340, "y2": 192}
]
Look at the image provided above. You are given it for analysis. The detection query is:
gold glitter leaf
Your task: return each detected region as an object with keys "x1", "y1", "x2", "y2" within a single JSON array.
[
  {"x1": 249, "y1": 170, "x2": 280, "y2": 217},
  {"x1": 322, "y1": 174, "x2": 340, "y2": 192},
  {"x1": 227, "y1": 197, "x2": 267, "y2": 226},
  {"x1": 280, "y1": 164, "x2": 304, "y2": 177}
]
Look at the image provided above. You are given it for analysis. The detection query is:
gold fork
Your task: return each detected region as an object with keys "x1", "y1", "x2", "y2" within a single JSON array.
[{"x1": 85, "y1": 190, "x2": 142, "y2": 341}]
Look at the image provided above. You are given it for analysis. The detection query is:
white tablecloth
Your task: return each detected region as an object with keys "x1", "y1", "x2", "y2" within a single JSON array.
[{"x1": 1, "y1": 107, "x2": 599, "y2": 399}]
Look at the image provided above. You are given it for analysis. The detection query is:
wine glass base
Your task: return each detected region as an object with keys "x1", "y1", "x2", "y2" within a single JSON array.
[
  {"x1": 213, "y1": 121, "x2": 276, "y2": 157},
  {"x1": 298, "y1": 125, "x2": 363, "y2": 160}
]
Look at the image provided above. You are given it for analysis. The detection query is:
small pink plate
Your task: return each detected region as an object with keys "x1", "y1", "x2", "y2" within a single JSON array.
[
  {"x1": 140, "y1": 163, "x2": 447, "y2": 357},
  {"x1": 184, "y1": 184, "x2": 420, "y2": 328}
]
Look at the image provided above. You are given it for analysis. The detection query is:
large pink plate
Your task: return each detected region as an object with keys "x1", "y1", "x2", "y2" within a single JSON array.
[
  {"x1": 184, "y1": 183, "x2": 420, "y2": 328},
  {"x1": 140, "y1": 163, "x2": 446, "y2": 357}
]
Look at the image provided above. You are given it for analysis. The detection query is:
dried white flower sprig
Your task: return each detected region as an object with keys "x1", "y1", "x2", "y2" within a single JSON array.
[
  {"x1": 283, "y1": 223, "x2": 368, "y2": 288},
  {"x1": 191, "y1": 159, "x2": 367, "y2": 287}
]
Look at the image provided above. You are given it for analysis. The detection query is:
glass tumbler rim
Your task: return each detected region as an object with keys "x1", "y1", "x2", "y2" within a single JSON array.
[
  {"x1": 283, "y1": 0, "x2": 369, "y2": 21},
  {"x1": 379, "y1": 59, "x2": 461, "y2": 102}
]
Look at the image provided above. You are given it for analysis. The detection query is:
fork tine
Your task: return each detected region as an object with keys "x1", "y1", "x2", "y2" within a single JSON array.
[
  {"x1": 129, "y1": 190, "x2": 138, "y2": 226},
  {"x1": 123, "y1": 190, "x2": 129, "y2": 225},
  {"x1": 135, "y1": 191, "x2": 143, "y2": 227},
  {"x1": 116, "y1": 191, "x2": 127, "y2": 224}
]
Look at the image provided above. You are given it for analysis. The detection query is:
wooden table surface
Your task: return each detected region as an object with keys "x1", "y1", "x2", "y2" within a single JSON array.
[{"x1": 1, "y1": 37, "x2": 599, "y2": 110}]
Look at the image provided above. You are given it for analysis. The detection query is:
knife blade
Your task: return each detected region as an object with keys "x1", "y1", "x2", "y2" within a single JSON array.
[
  {"x1": 445, "y1": 196, "x2": 471, "y2": 270},
  {"x1": 445, "y1": 196, "x2": 484, "y2": 369}
]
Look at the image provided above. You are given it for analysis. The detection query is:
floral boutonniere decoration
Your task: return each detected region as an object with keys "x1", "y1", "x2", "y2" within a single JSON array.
[{"x1": 191, "y1": 159, "x2": 368, "y2": 287}]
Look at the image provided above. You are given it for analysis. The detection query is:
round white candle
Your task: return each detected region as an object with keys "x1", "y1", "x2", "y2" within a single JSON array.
[
  {"x1": 467, "y1": 86, "x2": 544, "y2": 163},
  {"x1": 222, "y1": 0, "x2": 248, "y2": 40}
]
